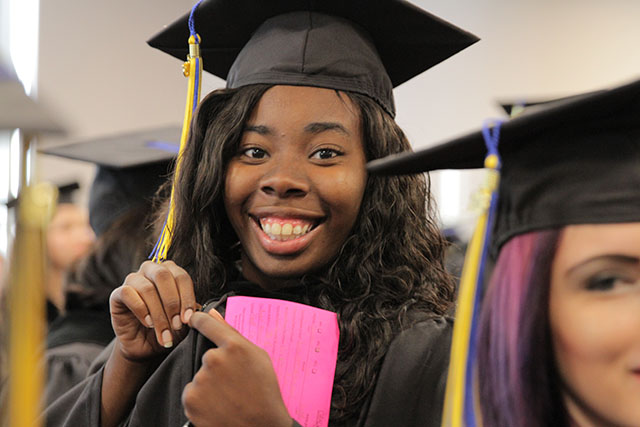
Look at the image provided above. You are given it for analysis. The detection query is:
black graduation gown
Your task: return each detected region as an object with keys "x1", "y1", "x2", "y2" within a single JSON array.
[
  {"x1": 45, "y1": 288, "x2": 452, "y2": 427},
  {"x1": 45, "y1": 310, "x2": 115, "y2": 406}
]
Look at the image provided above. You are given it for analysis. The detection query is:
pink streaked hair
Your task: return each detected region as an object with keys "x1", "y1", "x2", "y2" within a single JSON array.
[{"x1": 476, "y1": 229, "x2": 568, "y2": 427}]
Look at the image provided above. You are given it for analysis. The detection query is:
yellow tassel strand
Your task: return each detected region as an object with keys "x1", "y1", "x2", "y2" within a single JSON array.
[
  {"x1": 7, "y1": 182, "x2": 57, "y2": 427},
  {"x1": 151, "y1": 35, "x2": 202, "y2": 262},
  {"x1": 441, "y1": 154, "x2": 500, "y2": 427}
]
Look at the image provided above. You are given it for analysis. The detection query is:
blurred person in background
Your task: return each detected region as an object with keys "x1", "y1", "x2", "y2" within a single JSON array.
[
  {"x1": 45, "y1": 184, "x2": 96, "y2": 324},
  {"x1": 45, "y1": 160, "x2": 172, "y2": 405}
]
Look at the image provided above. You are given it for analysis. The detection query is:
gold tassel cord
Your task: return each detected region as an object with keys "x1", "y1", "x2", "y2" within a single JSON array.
[
  {"x1": 151, "y1": 35, "x2": 202, "y2": 263},
  {"x1": 7, "y1": 182, "x2": 58, "y2": 427},
  {"x1": 441, "y1": 154, "x2": 500, "y2": 427}
]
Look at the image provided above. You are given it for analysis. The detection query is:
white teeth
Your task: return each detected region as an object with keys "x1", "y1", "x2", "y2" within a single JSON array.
[
  {"x1": 271, "y1": 223, "x2": 281, "y2": 235},
  {"x1": 259, "y1": 219, "x2": 315, "y2": 241}
]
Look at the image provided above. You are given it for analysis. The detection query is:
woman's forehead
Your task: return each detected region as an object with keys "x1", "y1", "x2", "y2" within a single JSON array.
[
  {"x1": 247, "y1": 85, "x2": 361, "y2": 128},
  {"x1": 555, "y1": 223, "x2": 640, "y2": 268}
]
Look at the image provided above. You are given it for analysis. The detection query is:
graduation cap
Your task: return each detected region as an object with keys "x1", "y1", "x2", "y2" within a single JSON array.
[
  {"x1": 368, "y1": 77, "x2": 640, "y2": 426},
  {"x1": 147, "y1": 0, "x2": 479, "y2": 117},
  {"x1": 4, "y1": 179, "x2": 79, "y2": 209},
  {"x1": 0, "y1": 65, "x2": 65, "y2": 134},
  {"x1": 497, "y1": 91, "x2": 603, "y2": 118},
  {"x1": 56, "y1": 182, "x2": 81, "y2": 204},
  {"x1": 88, "y1": 160, "x2": 173, "y2": 236},
  {"x1": 39, "y1": 127, "x2": 178, "y2": 235},
  {"x1": 368, "y1": 77, "x2": 640, "y2": 251},
  {"x1": 40, "y1": 126, "x2": 181, "y2": 168}
]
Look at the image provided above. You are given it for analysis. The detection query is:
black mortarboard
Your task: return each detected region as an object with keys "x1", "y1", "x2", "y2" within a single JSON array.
[
  {"x1": 40, "y1": 126, "x2": 181, "y2": 169},
  {"x1": 368, "y1": 78, "x2": 640, "y2": 253},
  {"x1": 147, "y1": 0, "x2": 479, "y2": 117},
  {"x1": 39, "y1": 128, "x2": 178, "y2": 235},
  {"x1": 88, "y1": 160, "x2": 173, "y2": 236},
  {"x1": 497, "y1": 91, "x2": 602, "y2": 117},
  {"x1": 56, "y1": 182, "x2": 81, "y2": 204}
]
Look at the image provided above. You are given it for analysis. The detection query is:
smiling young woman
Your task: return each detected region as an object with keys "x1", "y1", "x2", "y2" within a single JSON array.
[
  {"x1": 145, "y1": 83, "x2": 455, "y2": 426},
  {"x1": 223, "y1": 86, "x2": 368, "y2": 289},
  {"x1": 43, "y1": 1, "x2": 479, "y2": 426}
]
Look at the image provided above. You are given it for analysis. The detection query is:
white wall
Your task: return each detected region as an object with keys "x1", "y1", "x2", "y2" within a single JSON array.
[
  {"x1": 35, "y1": 0, "x2": 640, "y2": 232},
  {"x1": 399, "y1": 0, "x2": 640, "y2": 233},
  {"x1": 36, "y1": 0, "x2": 200, "y2": 204}
]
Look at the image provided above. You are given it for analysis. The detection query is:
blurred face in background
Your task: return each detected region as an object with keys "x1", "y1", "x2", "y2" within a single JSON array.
[
  {"x1": 549, "y1": 222, "x2": 640, "y2": 427},
  {"x1": 47, "y1": 203, "x2": 95, "y2": 271}
]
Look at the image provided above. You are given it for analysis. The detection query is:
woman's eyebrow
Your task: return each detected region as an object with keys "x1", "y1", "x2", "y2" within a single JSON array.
[
  {"x1": 304, "y1": 122, "x2": 350, "y2": 136},
  {"x1": 567, "y1": 254, "x2": 640, "y2": 275},
  {"x1": 243, "y1": 122, "x2": 349, "y2": 136},
  {"x1": 244, "y1": 124, "x2": 272, "y2": 135}
]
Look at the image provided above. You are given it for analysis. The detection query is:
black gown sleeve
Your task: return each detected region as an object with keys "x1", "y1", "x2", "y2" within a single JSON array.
[
  {"x1": 359, "y1": 316, "x2": 453, "y2": 427},
  {"x1": 44, "y1": 329, "x2": 200, "y2": 427},
  {"x1": 44, "y1": 365, "x2": 105, "y2": 426}
]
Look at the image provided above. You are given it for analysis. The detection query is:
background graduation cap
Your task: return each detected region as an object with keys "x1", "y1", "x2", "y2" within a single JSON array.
[
  {"x1": 56, "y1": 182, "x2": 81, "y2": 204},
  {"x1": 40, "y1": 127, "x2": 179, "y2": 236},
  {"x1": 367, "y1": 77, "x2": 640, "y2": 427},
  {"x1": 1, "y1": 63, "x2": 66, "y2": 208},
  {"x1": 497, "y1": 90, "x2": 603, "y2": 118},
  {"x1": 40, "y1": 126, "x2": 181, "y2": 169},
  {"x1": 0, "y1": 66, "x2": 65, "y2": 134},
  {"x1": 368, "y1": 77, "x2": 640, "y2": 251},
  {"x1": 147, "y1": 0, "x2": 480, "y2": 117}
]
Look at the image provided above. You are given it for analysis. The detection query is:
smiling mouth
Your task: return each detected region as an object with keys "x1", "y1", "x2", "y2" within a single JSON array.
[{"x1": 253, "y1": 216, "x2": 320, "y2": 241}]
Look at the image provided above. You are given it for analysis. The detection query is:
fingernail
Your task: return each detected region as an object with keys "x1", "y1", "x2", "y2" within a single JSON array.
[
  {"x1": 184, "y1": 308, "x2": 193, "y2": 323},
  {"x1": 144, "y1": 315, "x2": 153, "y2": 328},
  {"x1": 208, "y1": 308, "x2": 224, "y2": 321},
  {"x1": 172, "y1": 315, "x2": 182, "y2": 330},
  {"x1": 162, "y1": 329, "x2": 173, "y2": 348}
]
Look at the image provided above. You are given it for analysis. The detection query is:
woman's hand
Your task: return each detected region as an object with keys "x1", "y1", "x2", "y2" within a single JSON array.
[
  {"x1": 182, "y1": 309, "x2": 293, "y2": 427},
  {"x1": 109, "y1": 260, "x2": 197, "y2": 363}
]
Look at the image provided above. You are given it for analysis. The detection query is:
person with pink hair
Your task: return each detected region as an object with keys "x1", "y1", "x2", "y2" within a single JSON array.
[{"x1": 369, "y1": 78, "x2": 640, "y2": 427}]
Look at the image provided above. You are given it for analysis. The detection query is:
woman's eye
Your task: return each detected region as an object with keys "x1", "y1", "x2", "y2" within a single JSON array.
[
  {"x1": 242, "y1": 147, "x2": 268, "y2": 159},
  {"x1": 311, "y1": 148, "x2": 342, "y2": 160},
  {"x1": 585, "y1": 274, "x2": 632, "y2": 291}
]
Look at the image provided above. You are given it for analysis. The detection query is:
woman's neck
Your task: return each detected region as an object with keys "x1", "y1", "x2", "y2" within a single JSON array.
[{"x1": 46, "y1": 267, "x2": 66, "y2": 311}]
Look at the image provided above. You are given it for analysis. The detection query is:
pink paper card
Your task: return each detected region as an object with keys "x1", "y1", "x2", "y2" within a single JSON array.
[{"x1": 225, "y1": 296, "x2": 339, "y2": 427}]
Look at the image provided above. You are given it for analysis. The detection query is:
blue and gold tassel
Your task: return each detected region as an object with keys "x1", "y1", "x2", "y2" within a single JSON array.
[
  {"x1": 441, "y1": 119, "x2": 503, "y2": 427},
  {"x1": 150, "y1": 0, "x2": 204, "y2": 263}
]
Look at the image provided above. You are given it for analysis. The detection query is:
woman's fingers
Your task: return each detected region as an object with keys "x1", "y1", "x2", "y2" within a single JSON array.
[
  {"x1": 110, "y1": 282, "x2": 151, "y2": 327},
  {"x1": 141, "y1": 261, "x2": 183, "y2": 335},
  {"x1": 189, "y1": 309, "x2": 237, "y2": 348},
  {"x1": 116, "y1": 260, "x2": 197, "y2": 349},
  {"x1": 122, "y1": 270, "x2": 174, "y2": 348},
  {"x1": 183, "y1": 310, "x2": 292, "y2": 427},
  {"x1": 159, "y1": 260, "x2": 197, "y2": 325}
]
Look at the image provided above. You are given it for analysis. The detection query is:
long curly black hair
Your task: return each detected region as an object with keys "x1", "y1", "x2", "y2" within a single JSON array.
[{"x1": 160, "y1": 84, "x2": 454, "y2": 423}]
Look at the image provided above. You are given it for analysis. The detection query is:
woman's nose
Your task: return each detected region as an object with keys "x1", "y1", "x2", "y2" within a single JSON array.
[{"x1": 259, "y1": 160, "x2": 310, "y2": 198}]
